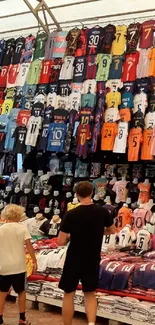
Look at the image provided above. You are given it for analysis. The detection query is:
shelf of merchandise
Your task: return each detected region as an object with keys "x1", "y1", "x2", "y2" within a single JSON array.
[{"x1": 10, "y1": 290, "x2": 153, "y2": 325}]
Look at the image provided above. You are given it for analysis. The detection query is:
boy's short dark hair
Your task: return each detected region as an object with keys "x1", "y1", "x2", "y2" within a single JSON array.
[{"x1": 75, "y1": 181, "x2": 93, "y2": 198}]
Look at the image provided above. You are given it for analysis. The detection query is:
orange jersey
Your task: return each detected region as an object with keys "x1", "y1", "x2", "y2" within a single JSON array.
[
  {"x1": 119, "y1": 108, "x2": 131, "y2": 122},
  {"x1": 148, "y1": 48, "x2": 155, "y2": 77},
  {"x1": 141, "y1": 129, "x2": 153, "y2": 160},
  {"x1": 128, "y1": 127, "x2": 143, "y2": 161},
  {"x1": 115, "y1": 206, "x2": 133, "y2": 231},
  {"x1": 101, "y1": 122, "x2": 118, "y2": 151},
  {"x1": 138, "y1": 182, "x2": 151, "y2": 204}
]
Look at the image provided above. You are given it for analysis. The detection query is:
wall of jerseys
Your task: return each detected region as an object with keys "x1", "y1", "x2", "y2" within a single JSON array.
[{"x1": 0, "y1": 21, "x2": 155, "y2": 160}]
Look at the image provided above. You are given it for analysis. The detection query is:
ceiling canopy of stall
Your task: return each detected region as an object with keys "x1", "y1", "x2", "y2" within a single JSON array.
[{"x1": 0, "y1": 0, "x2": 155, "y2": 38}]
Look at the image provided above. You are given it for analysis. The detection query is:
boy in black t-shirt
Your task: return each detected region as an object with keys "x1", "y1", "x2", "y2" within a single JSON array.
[{"x1": 58, "y1": 181, "x2": 116, "y2": 325}]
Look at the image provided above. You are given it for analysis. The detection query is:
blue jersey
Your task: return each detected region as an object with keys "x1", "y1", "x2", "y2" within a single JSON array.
[
  {"x1": 120, "y1": 92, "x2": 134, "y2": 109},
  {"x1": 4, "y1": 121, "x2": 17, "y2": 150},
  {"x1": 109, "y1": 54, "x2": 125, "y2": 79},
  {"x1": 0, "y1": 40, "x2": 6, "y2": 66},
  {"x1": 99, "y1": 261, "x2": 122, "y2": 290},
  {"x1": 0, "y1": 114, "x2": 9, "y2": 133},
  {"x1": 47, "y1": 122, "x2": 67, "y2": 152},
  {"x1": 110, "y1": 263, "x2": 134, "y2": 290}
]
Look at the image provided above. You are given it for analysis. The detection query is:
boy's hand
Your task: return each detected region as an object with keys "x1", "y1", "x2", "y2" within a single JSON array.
[{"x1": 33, "y1": 261, "x2": 38, "y2": 274}]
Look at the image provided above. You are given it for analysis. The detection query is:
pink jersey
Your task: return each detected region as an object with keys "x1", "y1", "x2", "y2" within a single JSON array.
[
  {"x1": 136, "y1": 49, "x2": 150, "y2": 78},
  {"x1": 133, "y1": 208, "x2": 151, "y2": 234},
  {"x1": 112, "y1": 180, "x2": 129, "y2": 203}
]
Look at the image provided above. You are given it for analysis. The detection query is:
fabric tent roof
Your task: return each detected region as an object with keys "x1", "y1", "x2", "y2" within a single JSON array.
[{"x1": 0, "y1": 0, "x2": 155, "y2": 38}]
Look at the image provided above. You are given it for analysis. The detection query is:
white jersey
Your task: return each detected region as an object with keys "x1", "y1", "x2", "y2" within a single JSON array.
[
  {"x1": 83, "y1": 79, "x2": 97, "y2": 94},
  {"x1": 46, "y1": 92, "x2": 57, "y2": 108},
  {"x1": 104, "y1": 107, "x2": 120, "y2": 123},
  {"x1": 59, "y1": 56, "x2": 74, "y2": 80},
  {"x1": 37, "y1": 249, "x2": 54, "y2": 272},
  {"x1": 144, "y1": 112, "x2": 155, "y2": 130},
  {"x1": 25, "y1": 116, "x2": 42, "y2": 147},
  {"x1": 119, "y1": 226, "x2": 136, "y2": 247},
  {"x1": 25, "y1": 217, "x2": 47, "y2": 237},
  {"x1": 101, "y1": 234, "x2": 117, "y2": 252},
  {"x1": 133, "y1": 93, "x2": 148, "y2": 115},
  {"x1": 55, "y1": 95, "x2": 69, "y2": 110},
  {"x1": 15, "y1": 63, "x2": 30, "y2": 87},
  {"x1": 69, "y1": 92, "x2": 81, "y2": 111},
  {"x1": 113, "y1": 121, "x2": 128, "y2": 153},
  {"x1": 136, "y1": 229, "x2": 150, "y2": 251},
  {"x1": 106, "y1": 79, "x2": 123, "y2": 92},
  {"x1": 34, "y1": 93, "x2": 46, "y2": 104},
  {"x1": 136, "y1": 49, "x2": 150, "y2": 79}
]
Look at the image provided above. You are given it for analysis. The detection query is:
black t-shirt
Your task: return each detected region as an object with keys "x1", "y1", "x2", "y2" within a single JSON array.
[
  {"x1": 13, "y1": 126, "x2": 27, "y2": 154},
  {"x1": 123, "y1": 81, "x2": 135, "y2": 94},
  {"x1": 0, "y1": 132, "x2": 5, "y2": 151},
  {"x1": 12, "y1": 37, "x2": 25, "y2": 64},
  {"x1": 31, "y1": 102, "x2": 44, "y2": 117},
  {"x1": 132, "y1": 110, "x2": 144, "y2": 128},
  {"x1": 53, "y1": 108, "x2": 69, "y2": 123},
  {"x1": 37, "y1": 83, "x2": 48, "y2": 95},
  {"x1": 136, "y1": 78, "x2": 150, "y2": 94},
  {"x1": 148, "y1": 94, "x2": 155, "y2": 112},
  {"x1": 59, "y1": 80, "x2": 72, "y2": 97},
  {"x1": 60, "y1": 204, "x2": 113, "y2": 264},
  {"x1": 86, "y1": 27, "x2": 104, "y2": 55},
  {"x1": 44, "y1": 106, "x2": 53, "y2": 122},
  {"x1": 100, "y1": 24, "x2": 116, "y2": 54},
  {"x1": 2, "y1": 38, "x2": 15, "y2": 65},
  {"x1": 48, "y1": 82, "x2": 59, "y2": 94},
  {"x1": 126, "y1": 182, "x2": 139, "y2": 202},
  {"x1": 37, "y1": 121, "x2": 50, "y2": 151},
  {"x1": 73, "y1": 56, "x2": 86, "y2": 83}
]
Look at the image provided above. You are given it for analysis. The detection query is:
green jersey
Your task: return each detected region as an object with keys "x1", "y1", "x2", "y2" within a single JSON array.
[
  {"x1": 33, "y1": 32, "x2": 47, "y2": 60},
  {"x1": 96, "y1": 54, "x2": 112, "y2": 81},
  {"x1": 26, "y1": 60, "x2": 42, "y2": 85},
  {"x1": 81, "y1": 93, "x2": 96, "y2": 108}
]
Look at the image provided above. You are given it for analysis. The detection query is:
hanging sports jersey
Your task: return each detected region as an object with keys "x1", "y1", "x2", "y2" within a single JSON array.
[
  {"x1": 106, "y1": 91, "x2": 121, "y2": 108},
  {"x1": 106, "y1": 79, "x2": 123, "y2": 92},
  {"x1": 31, "y1": 102, "x2": 44, "y2": 117},
  {"x1": 141, "y1": 129, "x2": 153, "y2": 160},
  {"x1": 16, "y1": 110, "x2": 31, "y2": 126},
  {"x1": 33, "y1": 32, "x2": 47, "y2": 59},
  {"x1": 101, "y1": 234, "x2": 116, "y2": 252},
  {"x1": 38, "y1": 121, "x2": 50, "y2": 151},
  {"x1": 12, "y1": 37, "x2": 25, "y2": 64},
  {"x1": 9, "y1": 108, "x2": 20, "y2": 122},
  {"x1": 52, "y1": 31, "x2": 67, "y2": 58},
  {"x1": 1, "y1": 99, "x2": 14, "y2": 115},
  {"x1": 144, "y1": 112, "x2": 155, "y2": 129},
  {"x1": 44, "y1": 31, "x2": 57, "y2": 60},
  {"x1": 75, "y1": 28, "x2": 89, "y2": 56},
  {"x1": 136, "y1": 77, "x2": 150, "y2": 94},
  {"x1": 149, "y1": 93, "x2": 155, "y2": 112},
  {"x1": 122, "y1": 51, "x2": 139, "y2": 82},
  {"x1": 101, "y1": 122, "x2": 118, "y2": 151},
  {"x1": 53, "y1": 108, "x2": 69, "y2": 124},
  {"x1": 34, "y1": 92, "x2": 46, "y2": 105},
  {"x1": 104, "y1": 107, "x2": 120, "y2": 123},
  {"x1": 0, "y1": 114, "x2": 9, "y2": 132},
  {"x1": 0, "y1": 40, "x2": 6, "y2": 66},
  {"x1": 26, "y1": 59, "x2": 42, "y2": 85},
  {"x1": 85, "y1": 55, "x2": 97, "y2": 80},
  {"x1": 132, "y1": 110, "x2": 144, "y2": 129},
  {"x1": 136, "y1": 49, "x2": 150, "y2": 79},
  {"x1": 55, "y1": 96, "x2": 69, "y2": 111},
  {"x1": 65, "y1": 28, "x2": 80, "y2": 56},
  {"x1": 39, "y1": 60, "x2": 52, "y2": 84},
  {"x1": 128, "y1": 128, "x2": 143, "y2": 161},
  {"x1": 119, "y1": 108, "x2": 131, "y2": 122},
  {"x1": 47, "y1": 122, "x2": 67, "y2": 152},
  {"x1": 0, "y1": 66, "x2": 9, "y2": 87},
  {"x1": 109, "y1": 54, "x2": 125, "y2": 79},
  {"x1": 7, "y1": 64, "x2": 20, "y2": 88},
  {"x1": 136, "y1": 228, "x2": 150, "y2": 250},
  {"x1": 76, "y1": 124, "x2": 90, "y2": 158},
  {"x1": 126, "y1": 23, "x2": 141, "y2": 53},
  {"x1": 120, "y1": 92, "x2": 133, "y2": 108},
  {"x1": 12, "y1": 126, "x2": 27, "y2": 154},
  {"x1": 21, "y1": 35, "x2": 35, "y2": 63},
  {"x1": 69, "y1": 92, "x2": 81, "y2": 111},
  {"x1": 73, "y1": 56, "x2": 86, "y2": 82},
  {"x1": 133, "y1": 208, "x2": 151, "y2": 233},
  {"x1": 15, "y1": 63, "x2": 30, "y2": 87},
  {"x1": 25, "y1": 116, "x2": 42, "y2": 147},
  {"x1": 4, "y1": 121, "x2": 17, "y2": 150},
  {"x1": 81, "y1": 93, "x2": 96, "y2": 108},
  {"x1": 46, "y1": 92, "x2": 56, "y2": 108},
  {"x1": 112, "y1": 25, "x2": 127, "y2": 55},
  {"x1": 59, "y1": 81, "x2": 72, "y2": 97},
  {"x1": 148, "y1": 48, "x2": 155, "y2": 77},
  {"x1": 115, "y1": 206, "x2": 132, "y2": 230},
  {"x1": 79, "y1": 107, "x2": 94, "y2": 125},
  {"x1": 139, "y1": 20, "x2": 155, "y2": 49},
  {"x1": 86, "y1": 26, "x2": 104, "y2": 55},
  {"x1": 49, "y1": 58, "x2": 62, "y2": 83},
  {"x1": 133, "y1": 92, "x2": 148, "y2": 115},
  {"x1": 118, "y1": 226, "x2": 136, "y2": 247},
  {"x1": 123, "y1": 81, "x2": 135, "y2": 93},
  {"x1": 83, "y1": 79, "x2": 97, "y2": 94},
  {"x1": 100, "y1": 24, "x2": 116, "y2": 54},
  {"x1": 2, "y1": 38, "x2": 15, "y2": 66},
  {"x1": 138, "y1": 182, "x2": 151, "y2": 204},
  {"x1": 113, "y1": 121, "x2": 128, "y2": 153},
  {"x1": 96, "y1": 54, "x2": 112, "y2": 81},
  {"x1": 59, "y1": 56, "x2": 74, "y2": 80},
  {"x1": 44, "y1": 106, "x2": 53, "y2": 122}
]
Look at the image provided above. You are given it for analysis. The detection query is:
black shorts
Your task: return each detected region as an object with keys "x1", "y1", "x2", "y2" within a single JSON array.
[
  {"x1": 59, "y1": 260, "x2": 99, "y2": 293},
  {"x1": 0, "y1": 272, "x2": 26, "y2": 293}
]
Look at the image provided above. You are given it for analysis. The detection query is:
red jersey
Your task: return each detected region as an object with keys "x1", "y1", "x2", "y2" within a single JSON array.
[
  {"x1": 0, "y1": 66, "x2": 9, "y2": 87},
  {"x1": 76, "y1": 124, "x2": 91, "y2": 159},
  {"x1": 16, "y1": 110, "x2": 31, "y2": 126},
  {"x1": 39, "y1": 60, "x2": 52, "y2": 84},
  {"x1": 85, "y1": 55, "x2": 97, "y2": 79},
  {"x1": 49, "y1": 58, "x2": 62, "y2": 83},
  {"x1": 7, "y1": 64, "x2": 19, "y2": 88},
  {"x1": 139, "y1": 20, "x2": 155, "y2": 49},
  {"x1": 122, "y1": 51, "x2": 139, "y2": 82}
]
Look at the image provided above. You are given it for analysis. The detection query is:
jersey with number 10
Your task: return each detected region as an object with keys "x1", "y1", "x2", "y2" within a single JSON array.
[
  {"x1": 122, "y1": 51, "x2": 139, "y2": 82},
  {"x1": 47, "y1": 122, "x2": 67, "y2": 152}
]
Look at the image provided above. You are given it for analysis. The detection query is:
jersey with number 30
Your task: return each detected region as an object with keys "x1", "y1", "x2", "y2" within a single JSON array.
[{"x1": 87, "y1": 27, "x2": 104, "y2": 55}]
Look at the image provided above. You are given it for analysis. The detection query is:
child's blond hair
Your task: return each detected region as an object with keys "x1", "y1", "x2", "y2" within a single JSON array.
[{"x1": 1, "y1": 204, "x2": 25, "y2": 222}]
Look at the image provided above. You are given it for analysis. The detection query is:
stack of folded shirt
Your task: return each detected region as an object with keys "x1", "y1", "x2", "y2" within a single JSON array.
[
  {"x1": 39, "y1": 281, "x2": 56, "y2": 297},
  {"x1": 26, "y1": 281, "x2": 42, "y2": 295},
  {"x1": 149, "y1": 304, "x2": 155, "y2": 324},
  {"x1": 74, "y1": 290, "x2": 84, "y2": 306},
  {"x1": 97, "y1": 293, "x2": 116, "y2": 313},
  {"x1": 113, "y1": 297, "x2": 138, "y2": 317},
  {"x1": 130, "y1": 301, "x2": 153, "y2": 322}
]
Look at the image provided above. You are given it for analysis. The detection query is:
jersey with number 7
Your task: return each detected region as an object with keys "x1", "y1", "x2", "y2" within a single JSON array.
[
  {"x1": 141, "y1": 129, "x2": 153, "y2": 160},
  {"x1": 139, "y1": 20, "x2": 155, "y2": 49},
  {"x1": 128, "y1": 127, "x2": 143, "y2": 161},
  {"x1": 112, "y1": 25, "x2": 127, "y2": 55},
  {"x1": 122, "y1": 51, "x2": 139, "y2": 82}
]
